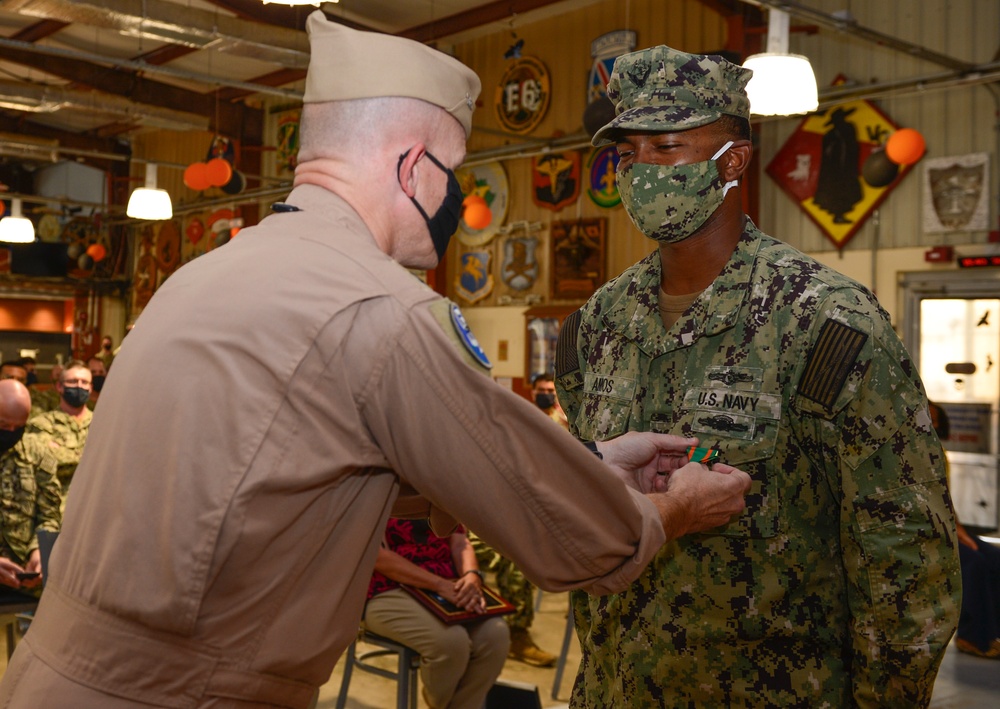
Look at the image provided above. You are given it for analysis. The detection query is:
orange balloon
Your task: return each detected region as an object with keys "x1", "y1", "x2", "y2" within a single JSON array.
[
  {"x1": 885, "y1": 128, "x2": 926, "y2": 165},
  {"x1": 463, "y1": 200, "x2": 492, "y2": 230},
  {"x1": 86, "y1": 243, "x2": 107, "y2": 262},
  {"x1": 183, "y1": 162, "x2": 211, "y2": 191},
  {"x1": 205, "y1": 157, "x2": 233, "y2": 187}
]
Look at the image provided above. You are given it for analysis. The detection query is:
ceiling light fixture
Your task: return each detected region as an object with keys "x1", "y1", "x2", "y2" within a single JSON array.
[
  {"x1": 126, "y1": 163, "x2": 173, "y2": 220},
  {"x1": 0, "y1": 198, "x2": 36, "y2": 243},
  {"x1": 261, "y1": 0, "x2": 327, "y2": 6},
  {"x1": 743, "y1": 9, "x2": 819, "y2": 116}
]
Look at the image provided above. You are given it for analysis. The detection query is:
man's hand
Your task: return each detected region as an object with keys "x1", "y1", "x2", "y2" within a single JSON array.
[
  {"x1": 21, "y1": 549, "x2": 42, "y2": 589},
  {"x1": 596, "y1": 431, "x2": 699, "y2": 493},
  {"x1": 0, "y1": 556, "x2": 26, "y2": 589},
  {"x1": 652, "y1": 461, "x2": 752, "y2": 540}
]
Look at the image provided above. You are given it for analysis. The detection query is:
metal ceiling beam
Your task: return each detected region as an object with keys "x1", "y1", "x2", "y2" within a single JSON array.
[
  {"x1": 1, "y1": 0, "x2": 310, "y2": 68},
  {"x1": 0, "y1": 38, "x2": 267, "y2": 137},
  {"x1": 399, "y1": 0, "x2": 584, "y2": 43},
  {"x1": 740, "y1": 0, "x2": 975, "y2": 72},
  {"x1": 0, "y1": 80, "x2": 210, "y2": 131}
]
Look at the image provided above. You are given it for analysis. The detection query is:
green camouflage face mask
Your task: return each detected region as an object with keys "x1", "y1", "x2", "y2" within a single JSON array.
[{"x1": 617, "y1": 141, "x2": 736, "y2": 244}]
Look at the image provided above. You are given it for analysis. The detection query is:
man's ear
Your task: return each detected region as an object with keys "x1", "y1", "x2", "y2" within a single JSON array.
[
  {"x1": 396, "y1": 144, "x2": 426, "y2": 198},
  {"x1": 721, "y1": 140, "x2": 753, "y2": 181}
]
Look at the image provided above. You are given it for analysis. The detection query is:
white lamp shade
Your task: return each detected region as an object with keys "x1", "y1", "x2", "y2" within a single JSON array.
[
  {"x1": 0, "y1": 216, "x2": 36, "y2": 243},
  {"x1": 0, "y1": 197, "x2": 35, "y2": 243},
  {"x1": 127, "y1": 188, "x2": 173, "y2": 220},
  {"x1": 743, "y1": 53, "x2": 819, "y2": 116}
]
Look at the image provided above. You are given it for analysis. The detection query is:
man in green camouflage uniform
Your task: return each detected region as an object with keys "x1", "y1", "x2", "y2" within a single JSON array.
[
  {"x1": 556, "y1": 45, "x2": 960, "y2": 707},
  {"x1": 0, "y1": 379, "x2": 61, "y2": 598},
  {"x1": 27, "y1": 360, "x2": 92, "y2": 510},
  {"x1": 28, "y1": 364, "x2": 62, "y2": 419},
  {"x1": 470, "y1": 533, "x2": 556, "y2": 667}
]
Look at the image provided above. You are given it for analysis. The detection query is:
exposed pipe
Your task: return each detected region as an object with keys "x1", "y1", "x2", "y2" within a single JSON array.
[
  {"x1": 0, "y1": 37, "x2": 302, "y2": 100},
  {"x1": 738, "y1": 0, "x2": 974, "y2": 72}
]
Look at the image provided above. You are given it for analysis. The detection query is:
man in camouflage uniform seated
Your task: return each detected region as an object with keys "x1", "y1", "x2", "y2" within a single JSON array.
[
  {"x1": 556, "y1": 44, "x2": 960, "y2": 707},
  {"x1": 470, "y1": 534, "x2": 556, "y2": 667},
  {"x1": 0, "y1": 379, "x2": 61, "y2": 599},
  {"x1": 27, "y1": 360, "x2": 92, "y2": 510}
]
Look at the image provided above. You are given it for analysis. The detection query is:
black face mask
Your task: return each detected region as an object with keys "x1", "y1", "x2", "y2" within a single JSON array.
[
  {"x1": 0, "y1": 427, "x2": 25, "y2": 455},
  {"x1": 535, "y1": 393, "x2": 556, "y2": 410},
  {"x1": 398, "y1": 149, "x2": 464, "y2": 260},
  {"x1": 92, "y1": 375, "x2": 106, "y2": 392},
  {"x1": 62, "y1": 386, "x2": 90, "y2": 408}
]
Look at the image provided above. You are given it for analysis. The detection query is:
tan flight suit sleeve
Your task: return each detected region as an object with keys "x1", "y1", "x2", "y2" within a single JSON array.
[{"x1": 343, "y1": 295, "x2": 666, "y2": 597}]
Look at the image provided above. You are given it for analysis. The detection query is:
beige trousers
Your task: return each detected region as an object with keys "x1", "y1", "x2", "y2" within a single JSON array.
[{"x1": 363, "y1": 588, "x2": 510, "y2": 709}]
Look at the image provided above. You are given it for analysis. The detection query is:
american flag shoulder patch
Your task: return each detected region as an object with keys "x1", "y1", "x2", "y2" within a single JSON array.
[{"x1": 799, "y1": 320, "x2": 867, "y2": 410}]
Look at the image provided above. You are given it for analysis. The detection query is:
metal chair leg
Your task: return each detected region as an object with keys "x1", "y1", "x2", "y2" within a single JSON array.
[{"x1": 551, "y1": 604, "x2": 576, "y2": 700}]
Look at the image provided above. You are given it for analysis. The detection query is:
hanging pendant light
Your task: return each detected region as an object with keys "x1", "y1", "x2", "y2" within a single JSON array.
[
  {"x1": 127, "y1": 163, "x2": 173, "y2": 220},
  {"x1": 261, "y1": 0, "x2": 326, "y2": 6},
  {"x1": 0, "y1": 198, "x2": 36, "y2": 243},
  {"x1": 743, "y1": 9, "x2": 819, "y2": 116}
]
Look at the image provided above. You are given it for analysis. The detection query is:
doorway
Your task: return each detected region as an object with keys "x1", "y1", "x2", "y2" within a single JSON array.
[{"x1": 901, "y1": 270, "x2": 1000, "y2": 533}]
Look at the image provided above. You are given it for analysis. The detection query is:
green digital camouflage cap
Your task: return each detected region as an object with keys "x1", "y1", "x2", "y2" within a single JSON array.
[{"x1": 592, "y1": 45, "x2": 752, "y2": 146}]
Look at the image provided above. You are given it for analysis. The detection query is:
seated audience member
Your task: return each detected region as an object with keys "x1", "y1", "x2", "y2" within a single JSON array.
[
  {"x1": 365, "y1": 518, "x2": 509, "y2": 709},
  {"x1": 0, "y1": 361, "x2": 27, "y2": 386},
  {"x1": 85, "y1": 356, "x2": 107, "y2": 409},
  {"x1": 470, "y1": 534, "x2": 554, "y2": 666},
  {"x1": 27, "y1": 360, "x2": 92, "y2": 509},
  {"x1": 0, "y1": 379, "x2": 61, "y2": 600},
  {"x1": 931, "y1": 401, "x2": 1000, "y2": 659}
]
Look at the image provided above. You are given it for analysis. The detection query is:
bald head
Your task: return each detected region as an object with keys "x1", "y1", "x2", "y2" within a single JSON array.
[
  {"x1": 298, "y1": 97, "x2": 454, "y2": 164},
  {"x1": 0, "y1": 379, "x2": 31, "y2": 429}
]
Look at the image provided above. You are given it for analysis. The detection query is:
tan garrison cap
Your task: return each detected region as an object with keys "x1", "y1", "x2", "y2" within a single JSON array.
[
  {"x1": 593, "y1": 45, "x2": 751, "y2": 146},
  {"x1": 304, "y1": 11, "x2": 481, "y2": 138}
]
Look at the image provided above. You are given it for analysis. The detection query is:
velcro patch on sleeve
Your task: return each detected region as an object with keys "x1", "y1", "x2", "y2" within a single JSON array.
[
  {"x1": 555, "y1": 309, "x2": 582, "y2": 380},
  {"x1": 798, "y1": 319, "x2": 867, "y2": 410}
]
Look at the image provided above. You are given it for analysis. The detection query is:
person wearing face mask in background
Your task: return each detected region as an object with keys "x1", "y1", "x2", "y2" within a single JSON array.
[
  {"x1": 0, "y1": 15, "x2": 753, "y2": 708},
  {"x1": 26, "y1": 360, "x2": 92, "y2": 511},
  {"x1": 96, "y1": 335, "x2": 115, "y2": 372},
  {"x1": 84, "y1": 355, "x2": 107, "y2": 410},
  {"x1": 0, "y1": 379, "x2": 61, "y2": 600},
  {"x1": 530, "y1": 372, "x2": 568, "y2": 431},
  {"x1": 556, "y1": 45, "x2": 959, "y2": 708}
]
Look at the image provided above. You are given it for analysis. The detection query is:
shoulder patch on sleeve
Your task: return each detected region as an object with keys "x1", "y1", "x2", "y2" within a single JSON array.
[
  {"x1": 555, "y1": 309, "x2": 582, "y2": 380},
  {"x1": 427, "y1": 299, "x2": 492, "y2": 371},
  {"x1": 799, "y1": 319, "x2": 868, "y2": 410}
]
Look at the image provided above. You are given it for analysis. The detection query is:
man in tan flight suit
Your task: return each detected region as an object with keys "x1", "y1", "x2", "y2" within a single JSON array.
[{"x1": 0, "y1": 12, "x2": 750, "y2": 709}]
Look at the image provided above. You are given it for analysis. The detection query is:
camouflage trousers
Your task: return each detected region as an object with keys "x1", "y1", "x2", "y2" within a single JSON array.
[{"x1": 469, "y1": 533, "x2": 535, "y2": 630}]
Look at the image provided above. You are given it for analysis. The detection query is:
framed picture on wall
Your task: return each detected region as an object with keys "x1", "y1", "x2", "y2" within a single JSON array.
[{"x1": 549, "y1": 218, "x2": 606, "y2": 301}]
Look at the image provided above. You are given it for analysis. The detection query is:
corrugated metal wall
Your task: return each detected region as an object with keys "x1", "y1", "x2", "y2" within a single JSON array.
[{"x1": 759, "y1": 0, "x2": 999, "y2": 253}]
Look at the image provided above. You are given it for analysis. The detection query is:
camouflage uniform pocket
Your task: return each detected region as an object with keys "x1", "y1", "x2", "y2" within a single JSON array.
[
  {"x1": 856, "y1": 482, "x2": 956, "y2": 643},
  {"x1": 672, "y1": 392, "x2": 781, "y2": 538},
  {"x1": 0, "y1": 468, "x2": 37, "y2": 547},
  {"x1": 576, "y1": 373, "x2": 637, "y2": 441}
]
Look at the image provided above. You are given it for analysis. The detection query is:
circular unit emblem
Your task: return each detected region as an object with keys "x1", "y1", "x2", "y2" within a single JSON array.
[
  {"x1": 586, "y1": 146, "x2": 622, "y2": 208},
  {"x1": 494, "y1": 56, "x2": 551, "y2": 135},
  {"x1": 455, "y1": 161, "x2": 509, "y2": 247}
]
